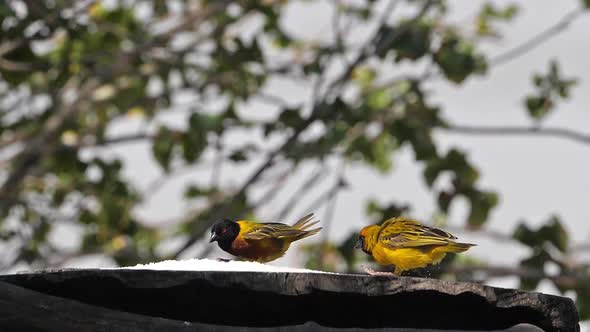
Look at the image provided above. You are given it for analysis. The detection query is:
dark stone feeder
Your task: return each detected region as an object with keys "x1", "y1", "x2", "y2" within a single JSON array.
[{"x1": 0, "y1": 268, "x2": 580, "y2": 331}]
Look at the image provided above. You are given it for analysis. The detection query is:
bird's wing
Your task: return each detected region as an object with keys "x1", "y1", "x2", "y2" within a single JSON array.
[
  {"x1": 378, "y1": 217, "x2": 457, "y2": 249},
  {"x1": 240, "y1": 222, "x2": 306, "y2": 240}
]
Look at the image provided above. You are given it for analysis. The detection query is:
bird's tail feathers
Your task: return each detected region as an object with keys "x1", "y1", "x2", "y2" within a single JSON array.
[
  {"x1": 296, "y1": 227, "x2": 322, "y2": 240},
  {"x1": 291, "y1": 213, "x2": 320, "y2": 231},
  {"x1": 446, "y1": 242, "x2": 476, "y2": 253}
]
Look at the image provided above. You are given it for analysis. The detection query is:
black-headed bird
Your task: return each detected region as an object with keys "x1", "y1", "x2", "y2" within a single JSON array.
[{"x1": 210, "y1": 213, "x2": 321, "y2": 263}]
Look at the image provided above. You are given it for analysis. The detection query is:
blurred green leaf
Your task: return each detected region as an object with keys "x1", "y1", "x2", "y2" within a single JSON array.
[
  {"x1": 152, "y1": 127, "x2": 177, "y2": 171},
  {"x1": 424, "y1": 148, "x2": 478, "y2": 187},
  {"x1": 278, "y1": 108, "x2": 304, "y2": 128},
  {"x1": 184, "y1": 185, "x2": 211, "y2": 199},
  {"x1": 525, "y1": 96, "x2": 552, "y2": 119},
  {"x1": 434, "y1": 33, "x2": 487, "y2": 84},
  {"x1": 514, "y1": 215, "x2": 569, "y2": 252},
  {"x1": 366, "y1": 88, "x2": 394, "y2": 110},
  {"x1": 476, "y1": 3, "x2": 519, "y2": 37},
  {"x1": 366, "y1": 200, "x2": 411, "y2": 224},
  {"x1": 369, "y1": 133, "x2": 396, "y2": 172},
  {"x1": 390, "y1": 19, "x2": 433, "y2": 61},
  {"x1": 352, "y1": 66, "x2": 377, "y2": 89},
  {"x1": 519, "y1": 249, "x2": 551, "y2": 290},
  {"x1": 523, "y1": 60, "x2": 577, "y2": 120},
  {"x1": 575, "y1": 281, "x2": 590, "y2": 320},
  {"x1": 466, "y1": 190, "x2": 498, "y2": 227}
]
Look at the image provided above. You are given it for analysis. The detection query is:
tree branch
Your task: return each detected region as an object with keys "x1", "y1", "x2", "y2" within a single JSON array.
[
  {"x1": 275, "y1": 164, "x2": 329, "y2": 220},
  {"x1": 142, "y1": 165, "x2": 201, "y2": 199},
  {"x1": 254, "y1": 93, "x2": 294, "y2": 108},
  {"x1": 251, "y1": 165, "x2": 294, "y2": 210},
  {"x1": 0, "y1": 58, "x2": 35, "y2": 71},
  {"x1": 443, "y1": 124, "x2": 590, "y2": 146},
  {"x1": 320, "y1": 162, "x2": 346, "y2": 243},
  {"x1": 490, "y1": 8, "x2": 584, "y2": 67},
  {"x1": 571, "y1": 243, "x2": 590, "y2": 253},
  {"x1": 210, "y1": 137, "x2": 223, "y2": 189},
  {"x1": 300, "y1": 175, "x2": 347, "y2": 220}
]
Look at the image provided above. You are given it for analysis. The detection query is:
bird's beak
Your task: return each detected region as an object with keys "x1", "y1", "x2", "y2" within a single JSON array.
[
  {"x1": 354, "y1": 238, "x2": 362, "y2": 250},
  {"x1": 209, "y1": 233, "x2": 219, "y2": 243}
]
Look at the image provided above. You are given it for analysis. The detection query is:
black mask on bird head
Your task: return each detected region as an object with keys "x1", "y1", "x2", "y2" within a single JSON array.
[
  {"x1": 355, "y1": 235, "x2": 371, "y2": 254},
  {"x1": 210, "y1": 219, "x2": 240, "y2": 249}
]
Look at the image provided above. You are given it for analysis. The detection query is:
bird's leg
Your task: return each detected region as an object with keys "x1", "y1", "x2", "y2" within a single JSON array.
[
  {"x1": 361, "y1": 265, "x2": 398, "y2": 277},
  {"x1": 216, "y1": 258, "x2": 232, "y2": 262}
]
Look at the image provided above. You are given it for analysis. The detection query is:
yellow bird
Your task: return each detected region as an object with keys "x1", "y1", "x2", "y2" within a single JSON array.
[
  {"x1": 210, "y1": 213, "x2": 321, "y2": 263},
  {"x1": 356, "y1": 217, "x2": 475, "y2": 276}
]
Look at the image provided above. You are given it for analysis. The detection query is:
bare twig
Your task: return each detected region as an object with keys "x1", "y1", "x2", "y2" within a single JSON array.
[
  {"x1": 314, "y1": 162, "x2": 347, "y2": 268},
  {"x1": 372, "y1": 0, "x2": 416, "y2": 55},
  {"x1": 323, "y1": 160, "x2": 348, "y2": 242},
  {"x1": 571, "y1": 243, "x2": 590, "y2": 253},
  {"x1": 301, "y1": 175, "x2": 347, "y2": 220},
  {"x1": 210, "y1": 137, "x2": 223, "y2": 189},
  {"x1": 307, "y1": 1, "x2": 347, "y2": 104},
  {"x1": 443, "y1": 124, "x2": 590, "y2": 146},
  {"x1": 275, "y1": 164, "x2": 329, "y2": 220},
  {"x1": 143, "y1": 165, "x2": 201, "y2": 198},
  {"x1": 490, "y1": 8, "x2": 584, "y2": 67},
  {"x1": 321, "y1": 162, "x2": 346, "y2": 243},
  {"x1": 251, "y1": 165, "x2": 294, "y2": 210},
  {"x1": 332, "y1": 3, "x2": 344, "y2": 52},
  {"x1": 142, "y1": 146, "x2": 269, "y2": 200},
  {"x1": 0, "y1": 58, "x2": 35, "y2": 71},
  {"x1": 254, "y1": 93, "x2": 293, "y2": 108},
  {"x1": 0, "y1": 40, "x2": 22, "y2": 58}
]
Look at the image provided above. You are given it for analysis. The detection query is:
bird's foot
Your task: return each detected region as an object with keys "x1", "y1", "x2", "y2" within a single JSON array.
[
  {"x1": 216, "y1": 258, "x2": 232, "y2": 262},
  {"x1": 361, "y1": 265, "x2": 398, "y2": 277}
]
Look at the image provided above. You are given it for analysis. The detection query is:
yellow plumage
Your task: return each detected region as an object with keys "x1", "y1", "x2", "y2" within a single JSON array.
[{"x1": 357, "y1": 217, "x2": 475, "y2": 275}]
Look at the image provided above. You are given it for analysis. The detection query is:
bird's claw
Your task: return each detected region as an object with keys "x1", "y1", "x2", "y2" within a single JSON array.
[{"x1": 216, "y1": 258, "x2": 232, "y2": 262}]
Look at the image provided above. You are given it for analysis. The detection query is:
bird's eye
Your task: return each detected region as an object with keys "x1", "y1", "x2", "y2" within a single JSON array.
[{"x1": 220, "y1": 228, "x2": 227, "y2": 234}]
